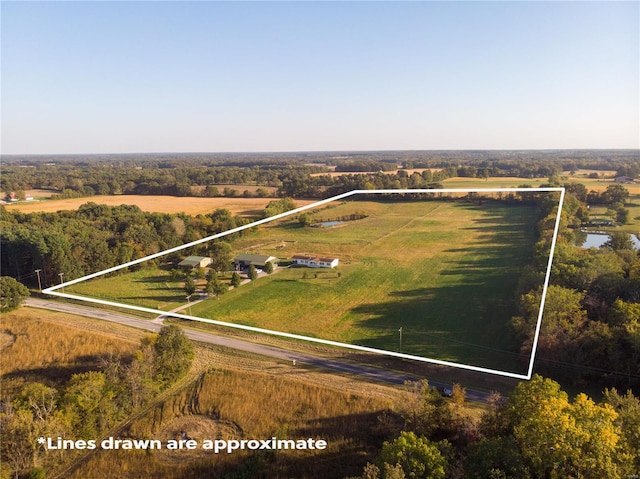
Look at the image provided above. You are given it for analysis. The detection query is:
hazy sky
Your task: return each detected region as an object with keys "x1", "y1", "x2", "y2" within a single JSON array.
[{"x1": 2, "y1": 1, "x2": 638, "y2": 154}]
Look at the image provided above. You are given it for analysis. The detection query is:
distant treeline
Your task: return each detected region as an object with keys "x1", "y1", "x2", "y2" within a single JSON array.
[{"x1": 2, "y1": 151, "x2": 639, "y2": 200}]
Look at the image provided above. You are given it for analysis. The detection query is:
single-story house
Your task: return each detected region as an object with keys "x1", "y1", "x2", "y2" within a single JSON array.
[
  {"x1": 178, "y1": 256, "x2": 212, "y2": 270},
  {"x1": 233, "y1": 253, "x2": 278, "y2": 270},
  {"x1": 291, "y1": 254, "x2": 339, "y2": 269}
]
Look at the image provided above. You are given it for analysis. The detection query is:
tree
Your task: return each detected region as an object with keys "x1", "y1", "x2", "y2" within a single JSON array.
[
  {"x1": 377, "y1": 431, "x2": 448, "y2": 479},
  {"x1": 64, "y1": 371, "x2": 117, "y2": 437},
  {"x1": 248, "y1": 264, "x2": 258, "y2": 281},
  {"x1": 601, "y1": 184, "x2": 629, "y2": 205},
  {"x1": 451, "y1": 383, "x2": 466, "y2": 409},
  {"x1": 208, "y1": 241, "x2": 233, "y2": 272},
  {"x1": 194, "y1": 267, "x2": 206, "y2": 280},
  {"x1": 507, "y1": 375, "x2": 628, "y2": 478},
  {"x1": 202, "y1": 185, "x2": 220, "y2": 197},
  {"x1": 299, "y1": 213, "x2": 311, "y2": 226},
  {"x1": 206, "y1": 277, "x2": 227, "y2": 299},
  {"x1": 0, "y1": 276, "x2": 30, "y2": 313},
  {"x1": 170, "y1": 268, "x2": 182, "y2": 282},
  {"x1": 263, "y1": 197, "x2": 296, "y2": 218},
  {"x1": 1, "y1": 405, "x2": 38, "y2": 476},
  {"x1": 124, "y1": 335, "x2": 159, "y2": 408},
  {"x1": 616, "y1": 207, "x2": 630, "y2": 225},
  {"x1": 184, "y1": 276, "x2": 197, "y2": 296},
  {"x1": 511, "y1": 285, "x2": 588, "y2": 364},
  {"x1": 603, "y1": 232, "x2": 635, "y2": 251},
  {"x1": 230, "y1": 272, "x2": 242, "y2": 288},
  {"x1": 15, "y1": 383, "x2": 58, "y2": 423},
  {"x1": 465, "y1": 436, "x2": 529, "y2": 479},
  {"x1": 603, "y1": 388, "x2": 640, "y2": 472},
  {"x1": 153, "y1": 325, "x2": 194, "y2": 387},
  {"x1": 264, "y1": 261, "x2": 274, "y2": 274}
]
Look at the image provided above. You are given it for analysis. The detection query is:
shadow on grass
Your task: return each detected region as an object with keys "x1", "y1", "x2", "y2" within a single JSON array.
[
  {"x1": 3, "y1": 355, "x2": 116, "y2": 384},
  {"x1": 132, "y1": 274, "x2": 172, "y2": 284},
  {"x1": 350, "y1": 282, "x2": 528, "y2": 374},
  {"x1": 118, "y1": 294, "x2": 186, "y2": 303},
  {"x1": 348, "y1": 204, "x2": 542, "y2": 374}
]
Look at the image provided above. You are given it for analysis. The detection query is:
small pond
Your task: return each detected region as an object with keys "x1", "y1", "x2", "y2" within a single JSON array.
[
  {"x1": 580, "y1": 232, "x2": 640, "y2": 249},
  {"x1": 314, "y1": 221, "x2": 344, "y2": 227}
]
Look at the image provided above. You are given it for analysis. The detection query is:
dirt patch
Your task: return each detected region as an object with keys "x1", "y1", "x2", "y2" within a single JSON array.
[{"x1": 154, "y1": 415, "x2": 243, "y2": 463}]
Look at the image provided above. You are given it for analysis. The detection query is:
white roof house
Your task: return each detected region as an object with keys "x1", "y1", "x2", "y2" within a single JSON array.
[{"x1": 291, "y1": 255, "x2": 339, "y2": 269}]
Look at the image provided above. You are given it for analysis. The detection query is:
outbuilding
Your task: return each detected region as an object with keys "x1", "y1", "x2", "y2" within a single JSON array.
[
  {"x1": 233, "y1": 253, "x2": 278, "y2": 270},
  {"x1": 178, "y1": 256, "x2": 212, "y2": 270}
]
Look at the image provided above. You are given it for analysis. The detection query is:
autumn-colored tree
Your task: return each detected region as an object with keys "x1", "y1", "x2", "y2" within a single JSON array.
[
  {"x1": 377, "y1": 431, "x2": 448, "y2": 479},
  {"x1": 508, "y1": 375, "x2": 628, "y2": 478}
]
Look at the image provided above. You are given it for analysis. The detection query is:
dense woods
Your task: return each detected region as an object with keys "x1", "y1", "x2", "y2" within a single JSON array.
[{"x1": 505, "y1": 189, "x2": 640, "y2": 391}]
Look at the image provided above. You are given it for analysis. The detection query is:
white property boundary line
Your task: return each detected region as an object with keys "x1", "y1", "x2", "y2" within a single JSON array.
[{"x1": 43, "y1": 188, "x2": 565, "y2": 380}]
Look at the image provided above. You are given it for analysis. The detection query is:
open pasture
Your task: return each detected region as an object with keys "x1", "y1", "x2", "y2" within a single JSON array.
[{"x1": 192, "y1": 198, "x2": 541, "y2": 373}]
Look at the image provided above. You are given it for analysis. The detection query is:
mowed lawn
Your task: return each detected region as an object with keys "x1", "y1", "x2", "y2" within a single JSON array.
[
  {"x1": 192, "y1": 199, "x2": 542, "y2": 373},
  {"x1": 68, "y1": 268, "x2": 187, "y2": 312}
]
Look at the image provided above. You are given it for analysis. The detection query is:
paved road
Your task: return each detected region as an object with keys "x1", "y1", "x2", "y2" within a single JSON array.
[{"x1": 25, "y1": 298, "x2": 490, "y2": 402}]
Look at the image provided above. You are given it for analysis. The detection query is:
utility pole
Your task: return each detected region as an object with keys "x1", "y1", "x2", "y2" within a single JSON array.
[
  {"x1": 186, "y1": 295, "x2": 192, "y2": 315},
  {"x1": 58, "y1": 272, "x2": 65, "y2": 293},
  {"x1": 34, "y1": 269, "x2": 42, "y2": 291},
  {"x1": 398, "y1": 327, "x2": 403, "y2": 353}
]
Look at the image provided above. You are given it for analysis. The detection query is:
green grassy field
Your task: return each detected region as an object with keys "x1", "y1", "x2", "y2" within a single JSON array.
[
  {"x1": 442, "y1": 172, "x2": 640, "y2": 234},
  {"x1": 68, "y1": 267, "x2": 187, "y2": 312},
  {"x1": 191, "y1": 199, "x2": 541, "y2": 373},
  {"x1": 67, "y1": 198, "x2": 544, "y2": 373}
]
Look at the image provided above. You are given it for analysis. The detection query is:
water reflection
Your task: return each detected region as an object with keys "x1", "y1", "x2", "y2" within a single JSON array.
[{"x1": 580, "y1": 232, "x2": 640, "y2": 249}]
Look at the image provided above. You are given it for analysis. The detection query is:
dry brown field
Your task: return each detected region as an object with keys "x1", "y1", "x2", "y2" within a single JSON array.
[
  {"x1": 4, "y1": 195, "x2": 316, "y2": 216},
  {"x1": 1, "y1": 308, "x2": 139, "y2": 396},
  {"x1": 25, "y1": 188, "x2": 58, "y2": 198}
]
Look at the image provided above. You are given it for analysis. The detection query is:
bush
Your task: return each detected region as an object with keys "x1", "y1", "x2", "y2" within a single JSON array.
[{"x1": 0, "y1": 276, "x2": 30, "y2": 313}]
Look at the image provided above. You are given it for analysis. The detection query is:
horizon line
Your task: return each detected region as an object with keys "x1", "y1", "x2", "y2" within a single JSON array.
[{"x1": 3, "y1": 147, "x2": 639, "y2": 157}]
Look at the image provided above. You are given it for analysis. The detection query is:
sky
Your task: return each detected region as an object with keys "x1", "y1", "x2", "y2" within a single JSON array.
[{"x1": 1, "y1": 1, "x2": 638, "y2": 155}]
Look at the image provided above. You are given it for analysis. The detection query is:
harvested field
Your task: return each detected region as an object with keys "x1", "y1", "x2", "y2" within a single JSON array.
[{"x1": 4, "y1": 195, "x2": 316, "y2": 216}]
